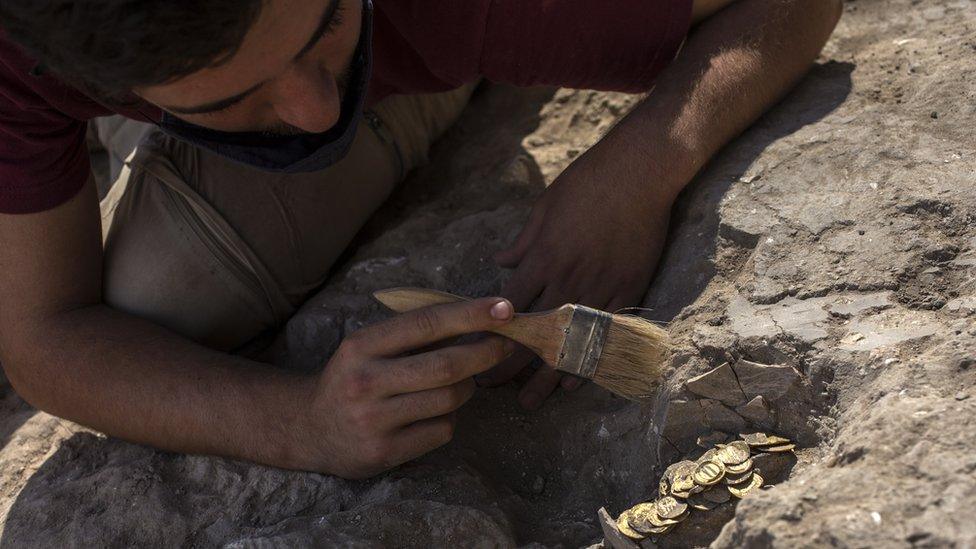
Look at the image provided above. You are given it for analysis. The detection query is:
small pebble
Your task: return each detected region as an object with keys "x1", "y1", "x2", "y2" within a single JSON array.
[{"x1": 955, "y1": 392, "x2": 970, "y2": 401}]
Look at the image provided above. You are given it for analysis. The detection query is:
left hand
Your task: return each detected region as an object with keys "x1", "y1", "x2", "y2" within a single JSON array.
[{"x1": 482, "y1": 145, "x2": 676, "y2": 409}]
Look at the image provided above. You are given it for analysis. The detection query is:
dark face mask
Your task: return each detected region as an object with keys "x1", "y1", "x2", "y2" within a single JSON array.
[{"x1": 158, "y1": 0, "x2": 374, "y2": 173}]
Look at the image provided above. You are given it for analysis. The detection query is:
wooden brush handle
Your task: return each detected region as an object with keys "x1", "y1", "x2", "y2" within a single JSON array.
[{"x1": 372, "y1": 287, "x2": 573, "y2": 366}]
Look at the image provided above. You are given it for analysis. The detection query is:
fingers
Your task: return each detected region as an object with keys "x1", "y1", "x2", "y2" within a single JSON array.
[
  {"x1": 494, "y1": 201, "x2": 548, "y2": 268},
  {"x1": 476, "y1": 346, "x2": 536, "y2": 387},
  {"x1": 518, "y1": 364, "x2": 564, "y2": 410},
  {"x1": 384, "y1": 378, "x2": 476, "y2": 425},
  {"x1": 388, "y1": 414, "x2": 459, "y2": 468},
  {"x1": 381, "y1": 336, "x2": 515, "y2": 395},
  {"x1": 515, "y1": 284, "x2": 579, "y2": 410},
  {"x1": 354, "y1": 297, "x2": 515, "y2": 357},
  {"x1": 499, "y1": 265, "x2": 544, "y2": 313}
]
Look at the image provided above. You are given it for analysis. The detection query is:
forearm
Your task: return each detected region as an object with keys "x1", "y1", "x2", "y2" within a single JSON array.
[
  {"x1": 595, "y1": 0, "x2": 843, "y2": 201},
  {"x1": 2, "y1": 304, "x2": 312, "y2": 470}
]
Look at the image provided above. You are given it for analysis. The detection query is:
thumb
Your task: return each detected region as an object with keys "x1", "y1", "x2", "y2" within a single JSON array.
[{"x1": 494, "y1": 204, "x2": 546, "y2": 268}]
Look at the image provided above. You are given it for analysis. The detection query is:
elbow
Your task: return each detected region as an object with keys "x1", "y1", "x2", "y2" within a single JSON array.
[
  {"x1": 0, "y1": 355, "x2": 48, "y2": 413},
  {"x1": 827, "y1": 0, "x2": 843, "y2": 32},
  {"x1": 789, "y1": 0, "x2": 843, "y2": 62},
  {"x1": 0, "y1": 325, "x2": 57, "y2": 414},
  {"x1": 818, "y1": 0, "x2": 844, "y2": 43}
]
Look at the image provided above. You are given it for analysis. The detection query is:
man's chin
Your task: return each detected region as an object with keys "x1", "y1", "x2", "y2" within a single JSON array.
[{"x1": 259, "y1": 123, "x2": 314, "y2": 137}]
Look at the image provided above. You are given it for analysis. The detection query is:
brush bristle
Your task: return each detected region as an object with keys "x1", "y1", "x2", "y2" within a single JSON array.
[{"x1": 591, "y1": 314, "x2": 669, "y2": 400}]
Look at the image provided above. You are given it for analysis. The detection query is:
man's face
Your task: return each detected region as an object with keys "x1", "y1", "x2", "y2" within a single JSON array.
[{"x1": 136, "y1": 0, "x2": 362, "y2": 135}]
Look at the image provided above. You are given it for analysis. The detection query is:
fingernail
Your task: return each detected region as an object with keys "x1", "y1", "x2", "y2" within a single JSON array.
[{"x1": 490, "y1": 299, "x2": 513, "y2": 320}]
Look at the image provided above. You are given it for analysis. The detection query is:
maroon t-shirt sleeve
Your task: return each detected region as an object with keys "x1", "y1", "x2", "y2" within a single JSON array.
[
  {"x1": 0, "y1": 35, "x2": 115, "y2": 215},
  {"x1": 370, "y1": 0, "x2": 693, "y2": 102},
  {"x1": 480, "y1": 0, "x2": 693, "y2": 92},
  {"x1": 0, "y1": 83, "x2": 91, "y2": 215}
]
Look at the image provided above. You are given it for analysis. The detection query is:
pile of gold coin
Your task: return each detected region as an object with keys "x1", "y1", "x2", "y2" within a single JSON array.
[{"x1": 613, "y1": 432, "x2": 795, "y2": 541}]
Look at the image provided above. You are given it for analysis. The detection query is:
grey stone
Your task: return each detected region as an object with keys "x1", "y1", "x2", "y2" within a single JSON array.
[
  {"x1": 840, "y1": 319, "x2": 941, "y2": 352},
  {"x1": 685, "y1": 362, "x2": 748, "y2": 406},
  {"x1": 727, "y1": 295, "x2": 830, "y2": 343},
  {"x1": 732, "y1": 360, "x2": 801, "y2": 401},
  {"x1": 736, "y1": 395, "x2": 774, "y2": 427},
  {"x1": 751, "y1": 452, "x2": 798, "y2": 484},
  {"x1": 767, "y1": 298, "x2": 830, "y2": 343},
  {"x1": 726, "y1": 295, "x2": 781, "y2": 340},
  {"x1": 700, "y1": 399, "x2": 748, "y2": 433},
  {"x1": 828, "y1": 292, "x2": 893, "y2": 318},
  {"x1": 946, "y1": 297, "x2": 976, "y2": 315}
]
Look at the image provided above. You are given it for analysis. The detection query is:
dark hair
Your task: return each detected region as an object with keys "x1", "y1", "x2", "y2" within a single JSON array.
[{"x1": 0, "y1": 1, "x2": 264, "y2": 102}]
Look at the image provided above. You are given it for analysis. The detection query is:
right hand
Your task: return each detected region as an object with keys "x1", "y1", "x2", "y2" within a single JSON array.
[{"x1": 299, "y1": 297, "x2": 516, "y2": 478}]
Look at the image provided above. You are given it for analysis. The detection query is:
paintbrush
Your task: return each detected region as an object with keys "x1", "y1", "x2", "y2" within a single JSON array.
[{"x1": 373, "y1": 287, "x2": 669, "y2": 400}]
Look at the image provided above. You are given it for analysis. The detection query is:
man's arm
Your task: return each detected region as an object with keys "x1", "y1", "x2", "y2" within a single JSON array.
[
  {"x1": 616, "y1": 0, "x2": 845, "y2": 199},
  {"x1": 0, "y1": 177, "x2": 517, "y2": 477},
  {"x1": 0, "y1": 178, "x2": 313, "y2": 466},
  {"x1": 490, "y1": 0, "x2": 844, "y2": 408}
]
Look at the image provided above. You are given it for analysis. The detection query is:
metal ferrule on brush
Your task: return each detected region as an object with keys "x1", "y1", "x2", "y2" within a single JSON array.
[{"x1": 555, "y1": 305, "x2": 613, "y2": 379}]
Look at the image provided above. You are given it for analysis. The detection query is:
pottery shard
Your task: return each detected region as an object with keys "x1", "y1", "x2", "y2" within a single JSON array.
[
  {"x1": 663, "y1": 399, "x2": 708, "y2": 440},
  {"x1": 597, "y1": 507, "x2": 640, "y2": 549},
  {"x1": 700, "y1": 399, "x2": 748, "y2": 433},
  {"x1": 684, "y1": 363, "x2": 748, "y2": 407},
  {"x1": 731, "y1": 359, "x2": 801, "y2": 401},
  {"x1": 735, "y1": 395, "x2": 774, "y2": 427}
]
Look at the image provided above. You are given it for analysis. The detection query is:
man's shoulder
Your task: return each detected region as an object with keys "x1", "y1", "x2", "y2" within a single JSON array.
[{"x1": 0, "y1": 30, "x2": 109, "y2": 121}]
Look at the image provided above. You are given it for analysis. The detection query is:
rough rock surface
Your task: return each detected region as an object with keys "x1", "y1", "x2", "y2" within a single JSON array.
[{"x1": 2, "y1": 0, "x2": 976, "y2": 547}]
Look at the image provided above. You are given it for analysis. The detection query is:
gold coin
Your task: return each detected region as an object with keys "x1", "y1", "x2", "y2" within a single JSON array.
[
  {"x1": 662, "y1": 462, "x2": 681, "y2": 483},
  {"x1": 616, "y1": 508, "x2": 646, "y2": 540},
  {"x1": 642, "y1": 508, "x2": 683, "y2": 528},
  {"x1": 675, "y1": 460, "x2": 698, "y2": 477},
  {"x1": 718, "y1": 441, "x2": 752, "y2": 465},
  {"x1": 729, "y1": 472, "x2": 765, "y2": 498},
  {"x1": 655, "y1": 496, "x2": 689, "y2": 520},
  {"x1": 671, "y1": 473, "x2": 696, "y2": 495},
  {"x1": 697, "y1": 448, "x2": 720, "y2": 464},
  {"x1": 725, "y1": 470, "x2": 753, "y2": 486},
  {"x1": 764, "y1": 443, "x2": 796, "y2": 453},
  {"x1": 702, "y1": 486, "x2": 732, "y2": 504},
  {"x1": 688, "y1": 493, "x2": 717, "y2": 511},
  {"x1": 628, "y1": 503, "x2": 666, "y2": 535},
  {"x1": 693, "y1": 460, "x2": 726, "y2": 486},
  {"x1": 740, "y1": 432, "x2": 791, "y2": 447},
  {"x1": 726, "y1": 458, "x2": 754, "y2": 475},
  {"x1": 646, "y1": 523, "x2": 674, "y2": 535}
]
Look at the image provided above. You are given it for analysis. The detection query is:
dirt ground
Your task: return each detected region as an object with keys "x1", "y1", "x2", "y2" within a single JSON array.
[{"x1": 1, "y1": 0, "x2": 975, "y2": 547}]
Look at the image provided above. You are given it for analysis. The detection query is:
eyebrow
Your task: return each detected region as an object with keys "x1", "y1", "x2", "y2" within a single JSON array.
[{"x1": 162, "y1": 0, "x2": 341, "y2": 116}]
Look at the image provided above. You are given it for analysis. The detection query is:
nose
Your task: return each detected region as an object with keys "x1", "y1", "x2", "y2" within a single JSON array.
[{"x1": 270, "y1": 62, "x2": 342, "y2": 133}]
